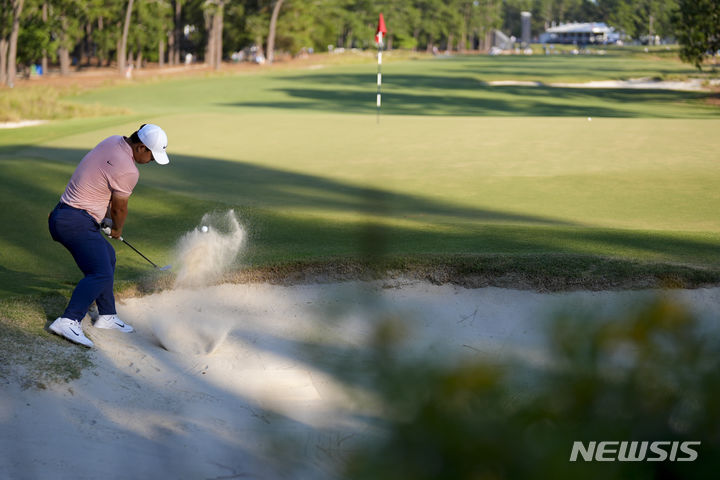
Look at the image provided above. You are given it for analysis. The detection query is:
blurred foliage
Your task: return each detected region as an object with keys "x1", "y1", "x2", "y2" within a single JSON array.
[
  {"x1": 3, "y1": 0, "x2": 698, "y2": 73},
  {"x1": 338, "y1": 297, "x2": 720, "y2": 479},
  {"x1": 675, "y1": 0, "x2": 720, "y2": 70}
]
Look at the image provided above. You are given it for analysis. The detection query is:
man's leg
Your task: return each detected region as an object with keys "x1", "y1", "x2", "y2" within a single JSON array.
[
  {"x1": 64, "y1": 236, "x2": 116, "y2": 320},
  {"x1": 49, "y1": 205, "x2": 116, "y2": 322},
  {"x1": 94, "y1": 238, "x2": 117, "y2": 316}
]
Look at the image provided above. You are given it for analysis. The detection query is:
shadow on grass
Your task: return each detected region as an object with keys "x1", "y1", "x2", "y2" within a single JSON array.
[
  {"x1": 223, "y1": 72, "x2": 717, "y2": 118},
  {"x1": 431, "y1": 53, "x2": 703, "y2": 79},
  {"x1": 1, "y1": 145, "x2": 720, "y2": 297}
]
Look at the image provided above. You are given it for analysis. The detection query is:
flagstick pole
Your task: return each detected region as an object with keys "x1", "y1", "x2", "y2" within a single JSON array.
[{"x1": 376, "y1": 39, "x2": 382, "y2": 124}]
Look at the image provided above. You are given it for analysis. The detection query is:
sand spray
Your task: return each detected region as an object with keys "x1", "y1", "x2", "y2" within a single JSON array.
[
  {"x1": 173, "y1": 209, "x2": 246, "y2": 288},
  {"x1": 150, "y1": 210, "x2": 246, "y2": 355}
]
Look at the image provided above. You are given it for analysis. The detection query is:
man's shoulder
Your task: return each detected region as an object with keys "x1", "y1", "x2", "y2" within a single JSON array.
[
  {"x1": 94, "y1": 135, "x2": 125, "y2": 149},
  {"x1": 92, "y1": 136, "x2": 134, "y2": 169}
]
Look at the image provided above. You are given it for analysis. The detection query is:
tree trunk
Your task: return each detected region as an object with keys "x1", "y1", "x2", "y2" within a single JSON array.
[
  {"x1": 58, "y1": 16, "x2": 70, "y2": 76},
  {"x1": 167, "y1": 31, "x2": 175, "y2": 66},
  {"x1": 214, "y1": 3, "x2": 223, "y2": 69},
  {"x1": 7, "y1": 0, "x2": 25, "y2": 87},
  {"x1": 460, "y1": 4, "x2": 469, "y2": 52},
  {"x1": 96, "y1": 16, "x2": 104, "y2": 67},
  {"x1": 205, "y1": 11, "x2": 215, "y2": 66},
  {"x1": 0, "y1": 39, "x2": 7, "y2": 85},
  {"x1": 116, "y1": 24, "x2": 122, "y2": 67},
  {"x1": 267, "y1": 0, "x2": 284, "y2": 64},
  {"x1": 172, "y1": 0, "x2": 182, "y2": 65},
  {"x1": 204, "y1": 1, "x2": 224, "y2": 69},
  {"x1": 42, "y1": 1, "x2": 49, "y2": 74},
  {"x1": 159, "y1": 36, "x2": 165, "y2": 68},
  {"x1": 58, "y1": 46, "x2": 70, "y2": 76},
  {"x1": 118, "y1": 0, "x2": 134, "y2": 75}
]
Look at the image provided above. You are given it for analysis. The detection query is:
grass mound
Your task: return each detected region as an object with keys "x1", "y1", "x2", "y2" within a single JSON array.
[{"x1": 0, "y1": 295, "x2": 92, "y2": 389}]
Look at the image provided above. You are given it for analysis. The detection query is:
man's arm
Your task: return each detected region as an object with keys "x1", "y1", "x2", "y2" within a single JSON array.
[{"x1": 109, "y1": 194, "x2": 129, "y2": 238}]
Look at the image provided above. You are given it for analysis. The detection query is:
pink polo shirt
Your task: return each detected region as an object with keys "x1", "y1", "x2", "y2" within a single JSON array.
[{"x1": 60, "y1": 135, "x2": 139, "y2": 222}]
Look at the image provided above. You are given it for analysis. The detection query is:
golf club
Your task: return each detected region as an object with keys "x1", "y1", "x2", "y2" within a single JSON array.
[{"x1": 119, "y1": 236, "x2": 172, "y2": 271}]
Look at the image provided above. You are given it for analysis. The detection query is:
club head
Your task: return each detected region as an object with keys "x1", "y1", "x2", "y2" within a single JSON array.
[{"x1": 158, "y1": 265, "x2": 172, "y2": 271}]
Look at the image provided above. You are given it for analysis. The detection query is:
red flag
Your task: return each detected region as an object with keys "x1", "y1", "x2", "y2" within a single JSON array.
[{"x1": 375, "y1": 13, "x2": 387, "y2": 45}]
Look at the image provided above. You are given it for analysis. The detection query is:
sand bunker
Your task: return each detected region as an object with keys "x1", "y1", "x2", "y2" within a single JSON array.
[
  {"x1": 486, "y1": 78, "x2": 719, "y2": 91},
  {"x1": 2, "y1": 280, "x2": 719, "y2": 479},
  {"x1": 0, "y1": 120, "x2": 48, "y2": 129}
]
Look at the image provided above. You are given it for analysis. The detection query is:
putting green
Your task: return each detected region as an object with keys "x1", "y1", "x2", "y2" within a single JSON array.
[
  {"x1": 42, "y1": 112, "x2": 720, "y2": 230},
  {"x1": 1, "y1": 54, "x2": 719, "y2": 297}
]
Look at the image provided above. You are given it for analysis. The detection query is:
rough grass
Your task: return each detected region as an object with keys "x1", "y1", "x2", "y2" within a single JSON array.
[
  {"x1": 125, "y1": 254, "x2": 720, "y2": 296},
  {"x1": 0, "y1": 85, "x2": 129, "y2": 122},
  {"x1": 0, "y1": 295, "x2": 92, "y2": 389}
]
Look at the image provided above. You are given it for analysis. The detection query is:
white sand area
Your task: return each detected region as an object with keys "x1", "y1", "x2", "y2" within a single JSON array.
[
  {"x1": 1, "y1": 281, "x2": 719, "y2": 479},
  {"x1": 0, "y1": 120, "x2": 48, "y2": 129},
  {"x1": 487, "y1": 78, "x2": 720, "y2": 91}
]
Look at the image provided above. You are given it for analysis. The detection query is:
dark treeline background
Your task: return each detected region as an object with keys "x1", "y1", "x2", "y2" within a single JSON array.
[{"x1": 0, "y1": 0, "x2": 710, "y2": 86}]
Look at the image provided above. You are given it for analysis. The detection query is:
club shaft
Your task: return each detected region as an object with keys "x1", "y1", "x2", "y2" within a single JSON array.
[{"x1": 120, "y1": 237, "x2": 160, "y2": 268}]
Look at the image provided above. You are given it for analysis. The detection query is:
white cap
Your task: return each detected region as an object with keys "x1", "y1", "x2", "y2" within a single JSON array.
[{"x1": 137, "y1": 124, "x2": 169, "y2": 165}]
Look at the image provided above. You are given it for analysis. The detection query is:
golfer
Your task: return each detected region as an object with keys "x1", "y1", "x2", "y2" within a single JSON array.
[{"x1": 48, "y1": 124, "x2": 170, "y2": 347}]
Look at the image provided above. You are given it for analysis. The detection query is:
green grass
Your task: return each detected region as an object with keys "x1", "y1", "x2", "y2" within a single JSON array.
[
  {"x1": 1, "y1": 51, "x2": 719, "y2": 302},
  {"x1": 0, "y1": 294, "x2": 92, "y2": 387},
  {"x1": 71, "y1": 53, "x2": 719, "y2": 118},
  {"x1": 2, "y1": 48, "x2": 719, "y2": 386}
]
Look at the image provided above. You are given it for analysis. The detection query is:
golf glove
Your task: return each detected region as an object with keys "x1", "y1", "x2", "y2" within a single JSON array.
[{"x1": 101, "y1": 218, "x2": 113, "y2": 236}]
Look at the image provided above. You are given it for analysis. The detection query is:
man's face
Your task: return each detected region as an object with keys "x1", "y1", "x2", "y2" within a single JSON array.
[{"x1": 133, "y1": 143, "x2": 155, "y2": 164}]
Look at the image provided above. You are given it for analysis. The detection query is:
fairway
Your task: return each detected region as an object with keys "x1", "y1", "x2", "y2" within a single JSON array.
[{"x1": 1, "y1": 53, "x2": 720, "y2": 297}]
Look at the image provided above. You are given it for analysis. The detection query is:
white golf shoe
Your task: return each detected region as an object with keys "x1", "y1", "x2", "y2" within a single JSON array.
[
  {"x1": 94, "y1": 314, "x2": 134, "y2": 333},
  {"x1": 49, "y1": 317, "x2": 94, "y2": 348}
]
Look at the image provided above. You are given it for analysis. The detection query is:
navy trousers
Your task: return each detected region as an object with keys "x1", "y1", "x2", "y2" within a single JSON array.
[{"x1": 49, "y1": 203, "x2": 117, "y2": 321}]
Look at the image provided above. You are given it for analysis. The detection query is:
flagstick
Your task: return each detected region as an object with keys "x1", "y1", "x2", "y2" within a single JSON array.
[
  {"x1": 376, "y1": 44, "x2": 382, "y2": 124},
  {"x1": 375, "y1": 13, "x2": 387, "y2": 124}
]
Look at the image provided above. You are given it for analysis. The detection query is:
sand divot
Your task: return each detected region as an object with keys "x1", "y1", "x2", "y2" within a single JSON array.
[{"x1": 150, "y1": 315, "x2": 229, "y2": 355}]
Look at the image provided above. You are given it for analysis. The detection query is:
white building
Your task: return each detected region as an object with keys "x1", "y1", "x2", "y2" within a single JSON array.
[{"x1": 539, "y1": 22, "x2": 619, "y2": 45}]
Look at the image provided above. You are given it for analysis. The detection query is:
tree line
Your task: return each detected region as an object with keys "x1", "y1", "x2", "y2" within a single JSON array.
[{"x1": 0, "y1": 0, "x2": 717, "y2": 87}]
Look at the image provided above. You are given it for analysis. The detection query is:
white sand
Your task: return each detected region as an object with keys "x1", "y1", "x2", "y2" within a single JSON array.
[
  {"x1": 550, "y1": 78, "x2": 716, "y2": 91},
  {"x1": 2, "y1": 281, "x2": 719, "y2": 479},
  {"x1": 0, "y1": 120, "x2": 48, "y2": 129},
  {"x1": 487, "y1": 78, "x2": 720, "y2": 91}
]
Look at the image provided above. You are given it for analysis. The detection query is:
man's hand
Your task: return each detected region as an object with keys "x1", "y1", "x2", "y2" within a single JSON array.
[
  {"x1": 101, "y1": 218, "x2": 120, "y2": 238},
  {"x1": 101, "y1": 218, "x2": 113, "y2": 236},
  {"x1": 101, "y1": 219, "x2": 122, "y2": 239}
]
